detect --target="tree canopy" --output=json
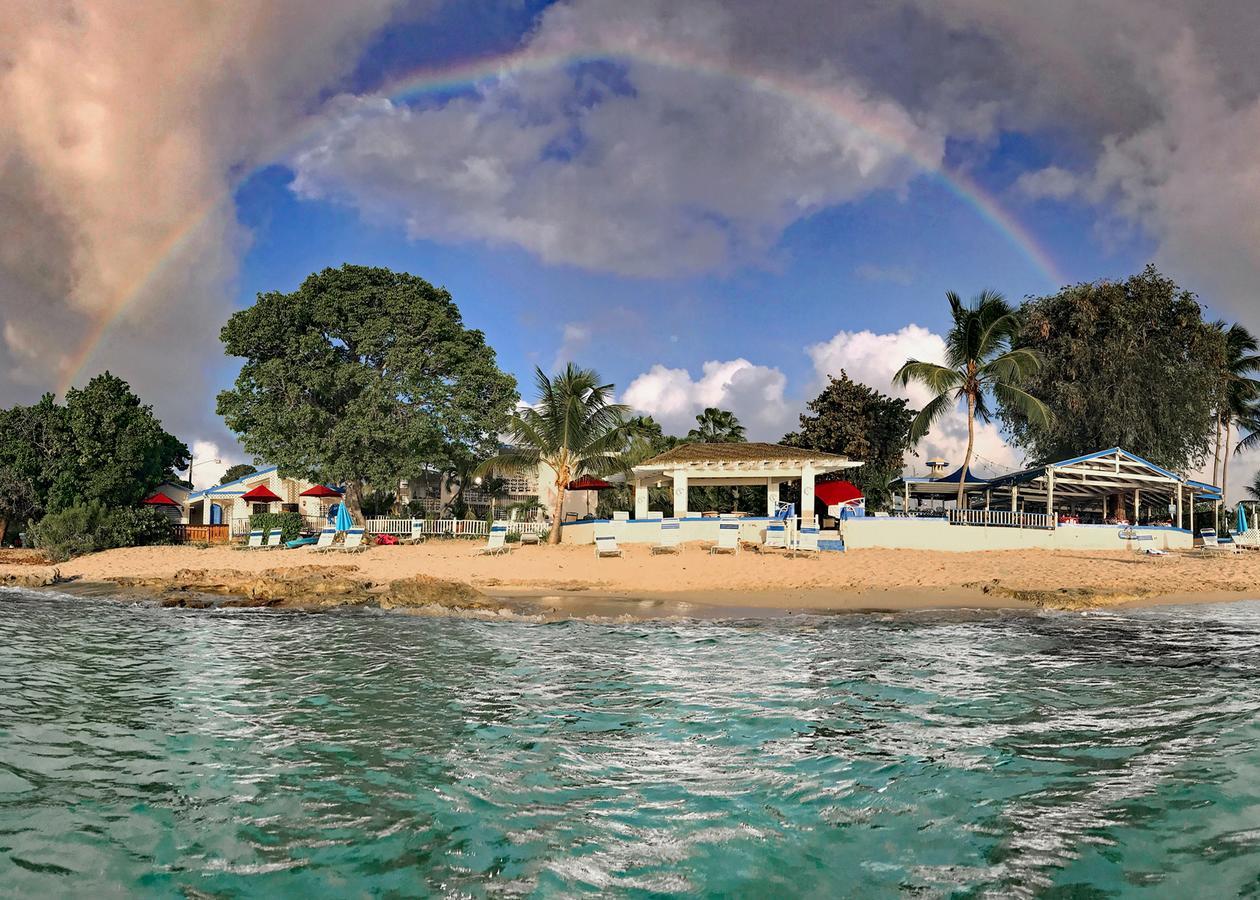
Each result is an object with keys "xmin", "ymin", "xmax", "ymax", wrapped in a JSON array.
[
  {"xmin": 216, "ymin": 265, "xmax": 518, "ymax": 519},
  {"xmin": 999, "ymin": 266, "xmax": 1224, "ymax": 473},
  {"xmin": 782, "ymin": 372, "xmax": 914, "ymax": 510},
  {"xmin": 686, "ymin": 408, "xmax": 746, "ymax": 443},
  {"xmin": 218, "ymin": 463, "xmax": 257, "ymax": 485}
]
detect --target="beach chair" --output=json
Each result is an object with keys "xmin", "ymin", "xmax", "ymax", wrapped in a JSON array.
[
  {"xmin": 310, "ymin": 527, "xmax": 336, "ymax": 550},
  {"xmin": 519, "ymin": 530, "xmax": 540, "ymax": 545},
  {"xmin": 261, "ymin": 528, "xmax": 284, "ymax": 550},
  {"xmin": 710, "ymin": 521, "xmax": 739, "ymax": 555},
  {"xmin": 594, "ymin": 532, "xmax": 623, "ymax": 558},
  {"xmin": 238, "ymin": 528, "xmax": 264, "ymax": 550},
  {"xmin": 791, "ymin": 526, "xmax": 821, "ymax": 558},
  {"xmin": 476, "ymin": 523, "xmax": 511, "ymax": 556},
  {"xmin": 1199, "ymin": 528, "xmax": 1240, "ymax": 555},
  {"xmin": 761, "ymin": 522, "xmax": 787, "ymax": 552},
  {"xmin": 651, "ymin": 518, "xmax": 682, "ymax": 554},
  {"xmin": 335, "ymin": 527, "xmax": 367, "ymax": 553},
  {"xmin": 402, "ymin": 519, "xmax": 425, "ymax": 544}
]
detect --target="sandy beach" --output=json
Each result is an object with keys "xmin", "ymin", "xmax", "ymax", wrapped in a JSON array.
[{"xmin": 5, "ymin": 541, "xmax": 1260, "ymax": 615}]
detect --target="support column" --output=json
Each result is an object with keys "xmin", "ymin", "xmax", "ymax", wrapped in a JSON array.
[
  {"xmin": 766, "ymin": 478, "xmax": 779, "ymax": 517},
  {"xmin": 1011, "ymin": 484, "xmax": 1019, "ymax": 512},
  {"xmin": 1102, "ymin": 494, "xmax": 1108, "ymax": 521},
  {"xmin": 1047, "ymin": 467, "xmax": 1056, "ymax": 528},
  {"xmin": 1176, "ymin": 486, "xmax": 1183, "ymax": 530},
  {"xmin": 1191, "ymin": 495, "xmax": 1195, "ymax": 534},
  {"xmin": 1134, "ymin": 488, "xmax": 1141, "ymax": 525},
  {"xmin": 801, "ymin": 463, "xmax": 816, "ymax": 527},
  {"xmin": 634, "ymin": 478, "xmax": 649, "ymax": 519},
  {"xmin": 903, "ymin": 480, "xmax": 910, "ymax": 515},
  {"xmin": 672, "ymin": 470, "xmax": 689, "ymax": 519}
]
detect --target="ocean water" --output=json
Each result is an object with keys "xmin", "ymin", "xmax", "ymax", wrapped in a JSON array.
[{"xmin": 2, "ymin": 592, "xmax": 1260, "ymax": 898}]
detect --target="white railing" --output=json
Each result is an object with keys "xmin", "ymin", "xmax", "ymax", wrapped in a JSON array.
[
  {"xmin": 947, "ymin": 509, "xmax": 1052, "ymax": 529},
  {"xmin": 364, "ymin": 518, "xmax": 548, "ymax": 538}
]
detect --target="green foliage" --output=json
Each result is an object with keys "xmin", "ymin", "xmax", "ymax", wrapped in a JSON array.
[
  {"xmin": 219, "ymin": 464, "xmax": 257, "ymax": 485},
  {"xmin": 0, "ymin": 395, "xmax": 59, "ymax": 541},
  {"xmin": 28, "ymin": 501, "xmax": 175, "ymax": 563},
  {"xmin": 896, "ymin": 289, "xmax": 1049, "ymax": 505},
  {"xmin": 1000, "ymin": 266, "xmax": 1223, "ymax": 473},
  {"xmin": 782, "ymin": 372, "xmax": 914, "ymax": 510},
  {"xmin": 685, "ymin": 408, "xmax": 746, "ymax": 443},
  {"xmin": 216, "ymin": 264, "xmax": 518, "ymax": 520},
  {"xmin": 248, "ymin": 511, "xmax": 305, "ymax": 542},
  {"xmin": 481, "ymin": 364, "xmax": 637, "ymax": 543},
  {"xmin": 361, "ymin": 491, "xmax": 397, "ymax": 518}
]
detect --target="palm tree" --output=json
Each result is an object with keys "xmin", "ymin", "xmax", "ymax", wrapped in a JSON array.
[
  {"xmin": 1246, "ymin": 471, "xmax": 1260, "ymax": 502},
  {"xmin": 893, "ymin": 289, "xmax": 1051, "ymax": 508},
  {"xmin": 1213, "ymin": 323, "xmax": 1260, "ymax": 518},
  {"xmin": 686, "ymin": 408, "xmax": 746, "ymax": 443},
  {"xmin": 480, "ymin": 364, "xmax": 637, "ymax": 544}
]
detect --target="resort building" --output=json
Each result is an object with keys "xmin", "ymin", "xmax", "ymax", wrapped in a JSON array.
[{"xmin": 185, "ymin": 466, "xmax": 330, "ymax": 531}]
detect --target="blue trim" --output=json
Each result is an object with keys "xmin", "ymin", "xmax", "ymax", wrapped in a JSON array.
[{"xmin": 189, "ymin": 464, "xmax": 278, "ymax": 499}]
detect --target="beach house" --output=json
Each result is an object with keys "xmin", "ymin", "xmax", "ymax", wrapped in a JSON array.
[{"xmin": 184, "ymin": 466, "xmax": 333, "ymax": 536}]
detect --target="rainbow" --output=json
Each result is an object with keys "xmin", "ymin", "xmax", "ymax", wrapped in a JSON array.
[{"xmin": 59, "ymin": 33, "xmax": 1066, "ymax": 394}]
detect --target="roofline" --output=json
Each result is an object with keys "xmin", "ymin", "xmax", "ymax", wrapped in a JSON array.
[{"xmin": 189, "ymin": 464, "xmax": 277, "ymax": 499}]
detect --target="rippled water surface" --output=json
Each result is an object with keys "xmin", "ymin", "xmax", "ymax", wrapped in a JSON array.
[{"xmin": 3, "ymin": 591, "xmax": 1260, "ymax": 897}]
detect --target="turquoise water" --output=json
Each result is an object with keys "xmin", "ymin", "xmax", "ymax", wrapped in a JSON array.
[{"xmin": 3, "ymin": 592, "xmax": 1260, "ymax": 897}]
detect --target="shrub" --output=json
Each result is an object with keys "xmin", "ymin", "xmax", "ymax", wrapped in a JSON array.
[
  {"xmin": 248, "ymin": 511, "xmax": 305, "ymax": 542},
  {"xmin": 28, "ymin": 501, "xmax": 175, "ymax": 562},
  {"xmin": 505, "ymin": 531, "xmax": 521, "ymax": 543}
]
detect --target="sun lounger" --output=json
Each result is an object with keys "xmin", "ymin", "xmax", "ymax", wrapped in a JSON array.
[
  {"xmin": 594, "ymin": 533, "xmax": 623, "ymax": 558},
  {"xmin": 309, "ymin": 527, "xmax": 336, "ymax": 550},
  {"xmin": 1199, "ymin": 528, "xmax": 1241, "ymax": 554},
  {"xmin": 651, "ymin": 518, "xmax": 682, "ymax": 554},
  {"xmin": 519, "ymin": 531, "xmax": 540, "ymax": 545},
  {"xmin": 334, "ymin": 527, "xmax": 367, "ymax": 553},
  {"xmin": 476, "ymin": 524, "xmax": 511, "ymax": 556},
  {"xmin": 710, "ymin": 521, "xmax": 739, "ymax": 554},
  {"xmin": 791, "ymin": 526, "xmax": 820, "ymax": 557},
  {"xmin": 261, "ymin": 528, "xmax": 284, "ymax": 549},
  {"xmin": 761, "ymin": 522, "xmax": 787, "ymax": 551},
  {"xmin": 238, "ymin": 528, "xmax": 264, "ymax": 550}
]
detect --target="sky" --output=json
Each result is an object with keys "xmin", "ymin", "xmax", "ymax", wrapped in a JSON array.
[{"xmin": 3, "ymin": 0, "xmax": 1260, "ymax": 494}]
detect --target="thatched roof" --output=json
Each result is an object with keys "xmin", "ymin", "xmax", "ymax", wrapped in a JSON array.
[{"xmin": 638, "ymin": 442, "xmax": 851, "ymax": 467}]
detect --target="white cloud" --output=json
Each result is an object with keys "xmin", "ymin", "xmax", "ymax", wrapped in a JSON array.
[
  {"xmin": 622, "ymin": 359, "xmax": 792, "ymax": 438},
  {"xmin": 187, "ymin": 440, "xmax": 251, "ymax": 491},
  {"xmin": 550, "ymin": 322, "xmax": 592, "ymax": 372},
  {"xmin": 806, "ymin": 325, "xmax": 1022, "ymax": 476},
  {"xmin": 1015, "ymin": 165, "xmax": 1081, "ymax": 201}
]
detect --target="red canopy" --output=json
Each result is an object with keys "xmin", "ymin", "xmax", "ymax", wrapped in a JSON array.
[
  {"xmin": 141, "ymin": 491, "xmax": 181, "ymax": 507},
  {"xmin": 815, "ymin": 480, "xmax": 863, "ymax": 507},
  {"xmin": 567, "ymin": 476, "xmax": 614, "ymax": 491},
  {"xmin": 299, "ymin": 484, "xmax": 343, "ymax": 498},
  {"xmin": 239, "ymin": 484, "xmax": 282, "ymax": 502}
]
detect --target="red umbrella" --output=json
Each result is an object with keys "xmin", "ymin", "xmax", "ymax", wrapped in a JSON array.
[
  {"xmin": 141, "ymin": 491, "xmax": 181, "ymax": 507},
  {"xmin": 567, "ymin": 476, "xmax": 614, "ymax": 491},
  {"xmin": 299, "ymin": 484, "xmax": 343, "ymax": 498},
  {"xmin": 240, "ymin": 484, "xmax": 283, "ymax": 502},
  {"xmin": 815, "ymin": 480, "xmax": 863, "ymax": 507}
]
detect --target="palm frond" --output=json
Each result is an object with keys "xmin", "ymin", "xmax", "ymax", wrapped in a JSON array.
[
  {"xmin": 907, "ymin": 392, "xmax": 953, "ymax": 443},
  {"xmin": 992, "ymin": 382, "xmax": 1053, "ymax": 431},
  {"xmin": 893, "ymin": 360, "xmax": 962, "ymax": 395}
]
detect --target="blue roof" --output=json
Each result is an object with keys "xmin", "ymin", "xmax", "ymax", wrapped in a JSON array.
[
  {"xmin": 189, "ymin": 464, "xmax": 278, "ymax": 500},
  {"xmin": 984, "ymin": 448, "xmax": 1221, "ymax": 496}
]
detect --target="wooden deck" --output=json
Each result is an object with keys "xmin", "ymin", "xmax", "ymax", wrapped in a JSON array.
[{"xmin": 172, "ymin": 524, "xmax": 230, "ymax": 545}]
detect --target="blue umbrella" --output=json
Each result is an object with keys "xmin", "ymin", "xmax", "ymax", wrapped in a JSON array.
[
  {"xmin": 335, "ymin": 501, "xmax": 354, "ymax": 533},
  {"xmin": 1238, "ymin": 503, "xmax": 1249, "ymax": 535}
]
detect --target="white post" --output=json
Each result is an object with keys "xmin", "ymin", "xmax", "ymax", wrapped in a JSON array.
[
  {"xmin": 801, "ymin": 463, "xmax": 816, "ymax": 528},
  {"xmin": 634, "ymin": 478, "xmax": 648, "ymax": 520},
  {"xmin": 903, "ymin": 480, "xmax": 910, "ymax": 515},
  {"xmin": 1047, "ymin": 467, "xmax": 1055, "ymax": 529},
  {"xmin": 672, "ymin": 470, "xmax": 689, "ymax": 519},
  {"xmin": 1190, "ymin": 495, "xmax": 1195, "ymax": 534},
  {"xmin": 766, "ymin": 478, "xmax": 779, "ymax": 517},
  {"xmin": 1134, "ymin": 489, "xmax": 1140, "ymax": 526},
  {"xmin": 1176, "ymin": 485, "xmax": 1183, "ymax": 530}
]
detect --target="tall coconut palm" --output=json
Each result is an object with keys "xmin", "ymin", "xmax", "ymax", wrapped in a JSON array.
[
  {"xmin": 1214, "ymin": 324, "xmax": 1260, "ymax": 517},
  {"xmin": 686, "ymin": 408, "xmax": 746, "ymax": 443},
  {"xmin": 480, "ymin": 364, "xmax": 637, "ymax": 544},
  {"xmin": 894, "ymin": 289, "xmax": 1052, "ymax": 508}
]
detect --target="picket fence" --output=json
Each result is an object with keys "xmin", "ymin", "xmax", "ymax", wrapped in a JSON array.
[{"xmin": 363, "ymin": 518, "xmax": 548, "ymax": 538}]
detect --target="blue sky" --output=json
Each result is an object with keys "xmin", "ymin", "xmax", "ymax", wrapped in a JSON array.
[{"xmin": 4, "ymin": 0, "xmax": 1258, "ymax": 491}]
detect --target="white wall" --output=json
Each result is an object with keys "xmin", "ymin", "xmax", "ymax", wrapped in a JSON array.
[{"xmin": 840, "ymin": 518, "xmax": 1193, "ymax": 552}]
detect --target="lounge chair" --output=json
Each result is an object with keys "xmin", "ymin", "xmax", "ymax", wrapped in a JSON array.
[
  {"xmin": 237, "ymin": 528, "xmax": 264, "ymax": 550},
  {"xmin": 791, "ymin": 526, "xmax": 821, "ymax": 558},
  {"xmin": 651, "ymin": 518, "xmax": 682, "ymax": 554},
  {"xmin": 262, "ymin": 528, "xmax": 284, "ymax": 549},
  {"xmin": 476, "ymin": 524, "xmax": 511, "ymax": 556},
  {"xmin": 519, "ymin": 531, "xmax": 540, "ymax": 545},
  {"xmin": 310, "ymin": 527, "xmax": 336, "ymax": 550},
  {"xmin": 761, "ymin": 522, "xmax": 787, "ymax": 552},
  {"xmin": 335, "ymin": 527, "xmax": 367, "ymax": 553},
  {"xmin": 594, "ymin": 533, "xmax": 623, "ymax": 558},
  {"xmin": 1198, "ymin": 528, "xmax": 1239, "ymax": 554},
  {"xmin": 710, "ymin": 521, "xmax": 739, "ymax": 555},
  {"xmin": 402, "ymin": 519, "xmax": 425, "ymax": 544}
]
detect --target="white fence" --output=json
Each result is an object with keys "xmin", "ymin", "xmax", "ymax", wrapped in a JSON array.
[
  {"xmin": 364, "ymin": 518, "xmax": 548, "ymax": 538},
  {"xmin": 947, "ymin": 509, "xmax": 1053, "ymax": 529}
]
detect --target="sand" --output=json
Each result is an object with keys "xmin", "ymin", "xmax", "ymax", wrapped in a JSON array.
[{"xmin": 5, "ymin": 541, "xmax": 1259, "ymax": 616}]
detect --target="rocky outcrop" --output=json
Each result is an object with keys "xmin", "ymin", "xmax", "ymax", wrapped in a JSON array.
[{"xmin": 0, "ymin": 567, "xmax": 61, "ymax": 588}]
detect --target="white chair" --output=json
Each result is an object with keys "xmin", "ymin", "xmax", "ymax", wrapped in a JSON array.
[
  {"xmin": 762, "ymin": 522, "xmax": 787, "ymax": 551},
  {"xmin": 312, "ymin": 527, "xmax": 336, "ymax": 550},
  {"xmin": 408, "ymin": 519, "xmax": 426, "ymax": 543},
  {"xmin": 594, "ymin": 533, "xmax": 623, "ymax": 558},
  {"xmin": 710, "ymin": 522, "xmax": 739, "ymax": 554},
  {"xmin": 261, "ymin": 528, "xmax": 283, "ymax": 549},
  {"xmin": 792, "ymin": 526, "xmax": 820, "ymax": 557},
  {"xmin": 337, "ymin": 527, "xmax": 367, "ymax": 553},
  {"xmin": 652, "ymin": 518, "xmax": 682, "ymax": 554},
  {"xmin": 476, "ymin": 524, "xmax": 511, "ymax": 556},
  {"xmin": 519, "ymin": 530, "xmax": 540, "ymax": 545},
  {"xmin": 241, "ymin": 529, "xmax": 264, "ymax": 549},
  {"xmin": 1199, "ymin": 528, "xmax": 1238, "ymax": 554}
]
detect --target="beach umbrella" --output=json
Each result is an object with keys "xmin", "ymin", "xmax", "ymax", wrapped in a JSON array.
[
  {"xmin": 567, "ymin": 476, "xmax": 614, "ymax": 517},
  {"xmin": 141, "ymin": 491, "xmax": 181, "ymax": 507},
  {"xmin": 1238, "ymin": 503, "xmax": 1249, "ymax": 535},
  {"xmin": 239, "ymin": 484, "xmax": 282, "ymax": 503},
  {"xmin": 335, "ymin": 501, "xmax": 354, "ymax": 532},
  {"xmin": 299, "ymin": 484, "xmax": 343, "ymax": 498}
]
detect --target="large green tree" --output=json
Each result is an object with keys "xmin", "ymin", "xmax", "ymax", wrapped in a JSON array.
[
  {"xmin": 999, "ymin": 266, "xmax": 1224, "ymax": 474},
  {"xmin": 218, "ymin": 463, "xmax": 257, "ymax": 485},
  {"xmin": 216, "ymin": 265, "xmax": 518, "ymax": 521},
  {"xmin": 481, "ymin": 364, "xmax": 637, "ymax": 543},
  {"xmin": 686, "ymin": 407, "xmax": 746, "ymax": 443},
  {"xmin": 0, "ymin": 395, "xmax": 61, "ymax": 541},
  {"xmin": 895, "ymin": 290, "xmax": 1050, "ymax": 506},
  {"xmin": 782, "ymin": 372, "xmax": 914, "ymax": 510}
]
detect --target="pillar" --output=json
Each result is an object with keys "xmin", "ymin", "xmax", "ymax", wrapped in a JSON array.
[
  {"xmin": 766, "ymin": 478, "xmax": 780, "ymax": 517},
  {"xmin": 634, "ymin": 478, "xmax": 649, "ymax": 519},
  {"xmin": 801, "ymin": 463, "xmax": 816, "ymax": 526},
  {"xmin": 1011, "ymin": 484, "xmax": 1019, "ymax": 512},
  {"xmin": 672, "ymin": 470, "xmax": 689, "ymax": 518},
  {"xmin": 1047, "ymin": 467, "xmax": 1056, "ymax": 528},
  {"xmin": 903, "ymin": 480, "xmax": 910, "ymax": 515},
  {"xmin": 1134, "ymin": 489, "xmax": 1140, "ymax": 525},
  {"xmin": 1102, "ymin": 494, "xmax": 1108, "ymax": 521},
  {"xmin": 1176, "ymin": 486, "xmax": 1183, "ymax": 530}
]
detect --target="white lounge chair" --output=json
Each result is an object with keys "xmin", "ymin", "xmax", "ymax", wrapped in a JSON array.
[
  {"xmin": 262, "ymin": 528, "xmax": 284, "ymax": 549},
  {"xmin": 791, "ymin": 526, "xmax": 820, "ymax": 557},
  {"xmin": 239, "ymin": 528, "xmax": 264, "ymax": 550},
  {"xmin": 651, "ymin": 518, "xmax": 682, "ymax": 554},
  {"xmin": 308, "ymin": 527, "xmax": 335, "ymax": 549},
  {"xmin": 336, "ymin": 527, "xmax": 367, "ymax": 553},
  {"xmin": 594, "ymin": 533, "xmax": 623, "ymax": 558},
  {"xmin": 761, "ymin": 522, "xmax": 787, "ymax": 552},
  {"xmin": 1199, "ymin": 528, "xmax": 1239, "ymax": 554},
  {"xmin": 476, "ymin": 524, "xmax": 511, "ymax": 556},
  {"xmin": 710, "ymin": 522, "xmax": 739, "ymax": 554},
  {"xmin": 519, "ymin": 530, "xmax": 540, "ymax": 545}
]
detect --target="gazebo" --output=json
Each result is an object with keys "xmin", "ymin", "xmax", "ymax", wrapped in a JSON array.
[{"xmin": 631, "ymin": 442, "xmax": 862, "ymax": 520}]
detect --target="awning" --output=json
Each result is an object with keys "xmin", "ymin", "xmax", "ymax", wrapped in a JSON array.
[
  {"xmin": 568, "ymin": 476, "xmax": 614, "ymax": 491},
  {"xmin": 815, "ymin": 480, "xmax": 863, "ymax": 506},
  {"xmin": 299, "ymin": 484, "xmax": 343, "ymax": 498},
  {"xmin": 141, "ymin": 491, "xmax": 181, "ymax": 507},
  {"xmin": 240, "ymin": 484, "xmax": 283, "ymax": 502}
]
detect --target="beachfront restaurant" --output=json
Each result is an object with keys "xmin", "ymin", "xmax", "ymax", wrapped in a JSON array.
[
  {"xmin": 848, "ymin": 447, "xmax": 1222, "ymax": 552},
  {"xmin": 559, "ymin": 442, "xmax": 863, "ymax": 546}
]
